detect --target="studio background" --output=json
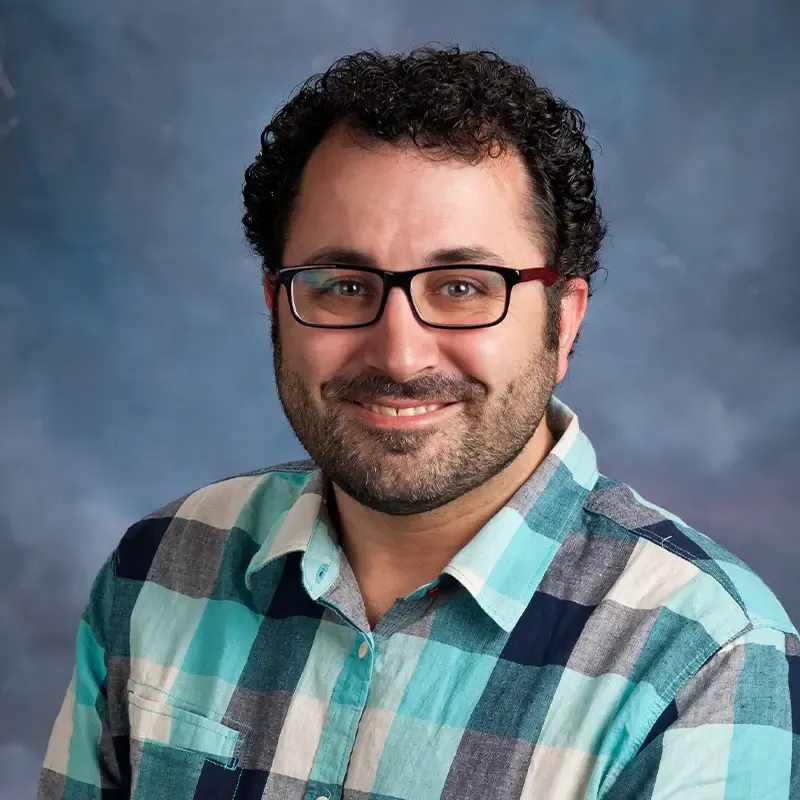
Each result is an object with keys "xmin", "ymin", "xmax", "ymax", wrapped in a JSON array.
[{"xmin": 1, "ymin": 1, "xmax": 798, "ymax": 796}]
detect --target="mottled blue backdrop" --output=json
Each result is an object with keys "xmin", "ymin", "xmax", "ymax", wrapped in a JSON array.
[{"xmin": 1, "ymin": 0, "xmax": 798, "ymax": 796}]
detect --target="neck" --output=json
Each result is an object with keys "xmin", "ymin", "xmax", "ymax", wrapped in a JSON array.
[{"xmin": 330, "ymin": 417, "xmax": 557, "ymax": 628}]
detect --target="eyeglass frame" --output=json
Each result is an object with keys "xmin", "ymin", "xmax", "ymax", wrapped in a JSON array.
[{"xmin": 270, "ymin": 263, "xmax": 561, "ymax": 330}]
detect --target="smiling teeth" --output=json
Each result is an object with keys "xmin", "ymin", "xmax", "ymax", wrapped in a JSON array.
[{"xmin": 366, "ymin": 404, "xmax": 443, "ymax": 417}]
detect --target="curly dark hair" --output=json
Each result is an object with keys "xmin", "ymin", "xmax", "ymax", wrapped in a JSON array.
[{"xmin": 242, "ymin": 44, "xmax": 606, "ymax": 353}]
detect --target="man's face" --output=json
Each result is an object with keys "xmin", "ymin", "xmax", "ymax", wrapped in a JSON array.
[{"xmin": 269, "ymin": 126, "xmax": 565, "ymax": 516}]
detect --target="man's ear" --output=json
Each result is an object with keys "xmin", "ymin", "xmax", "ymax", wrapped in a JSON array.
[
  {"xmin": 556, "ymin": 278, "xmax": 589, "ymax": 383},
  {"xmin": 262, "ymin": 272, "xmax": 278, "ymax": 313}
]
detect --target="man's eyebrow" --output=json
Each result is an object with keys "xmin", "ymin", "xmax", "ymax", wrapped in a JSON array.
[
  {"xmin": 426, "ymin": 246, "xmax": 507, "ymax": 266},
  {"xmin": 300, "ymin": 245, "xmax": 508, "ymax": 267},
  {"xmin": 302, "ymin": 247, "xmax": 375, "ymax": 267}
]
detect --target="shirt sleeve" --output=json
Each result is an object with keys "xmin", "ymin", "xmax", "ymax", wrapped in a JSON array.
[
  {"xmin": 38, "ymin": 550, "xmax": 129, "ymax": 799},
  {"xmin": 607, "ymin": 626, "xmax": 800, "ymax": 799}
]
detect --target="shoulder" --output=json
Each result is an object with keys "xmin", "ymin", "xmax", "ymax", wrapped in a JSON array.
[
  {"xmin": 581, "ymin": 474, "xmax": 797, "ymax": 639},
  {"xmin": 113, "ymin": 459, "xmax": 317, "ymax": 583}
]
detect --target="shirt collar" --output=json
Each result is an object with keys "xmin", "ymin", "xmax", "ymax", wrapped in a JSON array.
[
  {"xmin": 243, "ymin": 395, "xmax": 598, "ymax": 631},
  {"xmin": 443, "ymin": 396, "xmax": 598, "ymax": 630}
]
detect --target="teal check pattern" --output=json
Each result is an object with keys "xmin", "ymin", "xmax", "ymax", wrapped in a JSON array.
[{"xmin": 38, "ymin": 397, "xmax": 800, "ymax": 799}]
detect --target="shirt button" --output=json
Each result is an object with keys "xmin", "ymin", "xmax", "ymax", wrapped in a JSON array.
[{"xmin": 358, "ymin": 641, "xmax": 369, "ymax": 659}]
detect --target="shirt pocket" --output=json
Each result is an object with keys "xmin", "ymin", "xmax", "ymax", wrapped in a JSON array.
[{"xmin": 128, "ymin": 690, "xmax": 244, "ymax": 799}]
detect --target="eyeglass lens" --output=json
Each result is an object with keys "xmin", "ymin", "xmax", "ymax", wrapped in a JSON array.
[{"xmin": 290, "ymin": 266, "xmax": 507, "ymax": 327}]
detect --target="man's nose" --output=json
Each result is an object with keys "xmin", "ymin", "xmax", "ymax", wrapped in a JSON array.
[{"xmin": 359, "ymin": 286, "xmax": 441, "ymax": 383}]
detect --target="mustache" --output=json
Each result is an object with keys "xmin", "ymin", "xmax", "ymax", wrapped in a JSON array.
[{"xmin": 323, "ymin": 372, "xmax": 486, "ymax": 405}]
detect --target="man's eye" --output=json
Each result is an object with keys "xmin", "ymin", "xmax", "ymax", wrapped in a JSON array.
[
  {"xmin": 442, "ymin": 282, "xmax": 479, "ymax": 297},
  {"xmin": 331, "ymin": 281, "xmax": 363, "ymax": 295}
]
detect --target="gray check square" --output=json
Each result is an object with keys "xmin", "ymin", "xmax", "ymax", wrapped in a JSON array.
[
  {"xmin": 673, "ymin": 638, "xmax": 743, "ymax": 728},
  {"xmin": 225, "ymin": 686, "xmax": 294, "ymax": 771},
  {"xmin": 566, "ymin": 600, "xmax": 658, "ymax": 679},
  {"xmin": 539, "ymin": 530, "xmax": 637, "ymax": 606},
  {"xmin": 147, "ymin": 517, "xmax": 229, "ymax": 598},
  {"xmin": 442, "ymin": 730, "xmax": 534, "ymax": 799}
]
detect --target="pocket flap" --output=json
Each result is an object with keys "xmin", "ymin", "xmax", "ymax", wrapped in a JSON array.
[{"xmin": 127, "ymin": 690, "xmax": 240, "ymax": 764}]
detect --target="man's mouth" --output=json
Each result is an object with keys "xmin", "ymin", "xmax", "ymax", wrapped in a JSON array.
[{"xmin": 355, "ymin": 401, "xmax": 451, "ymax": 417}]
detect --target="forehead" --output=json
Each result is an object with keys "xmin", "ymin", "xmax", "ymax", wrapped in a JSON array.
[{"xmin": 284, "ymin": 125, "xmax": 542, "ymax": 265}]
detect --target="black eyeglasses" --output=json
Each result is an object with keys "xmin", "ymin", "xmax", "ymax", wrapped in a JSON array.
[{"xmin": 271, "ymin": 264, "xmax": 560, "ymax": 329}]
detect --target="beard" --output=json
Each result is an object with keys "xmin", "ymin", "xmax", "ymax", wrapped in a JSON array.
[{"xmin": 272, "ymin": 320, "xmax": 558, "ymax": 516}]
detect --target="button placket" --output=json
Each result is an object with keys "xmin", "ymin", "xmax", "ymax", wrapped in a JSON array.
[{"xmin": 304, "ymin": 633, "xmax": 374, "ymax": 796}]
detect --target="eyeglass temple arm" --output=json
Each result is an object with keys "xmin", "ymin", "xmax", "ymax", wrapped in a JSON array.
[{"xmin": 517, "ymin": 267, "xmax": 561, "ymax": 287}]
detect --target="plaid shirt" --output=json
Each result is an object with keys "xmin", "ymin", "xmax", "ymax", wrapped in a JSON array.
[{"xmin": 39, "ymin": 397, "xmax": 800, "ymax": 799}]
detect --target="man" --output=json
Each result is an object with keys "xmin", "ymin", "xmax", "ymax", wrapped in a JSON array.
[{"xmin": 39, "ymin": 45, "xmax": 798, "ymax": 800}]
